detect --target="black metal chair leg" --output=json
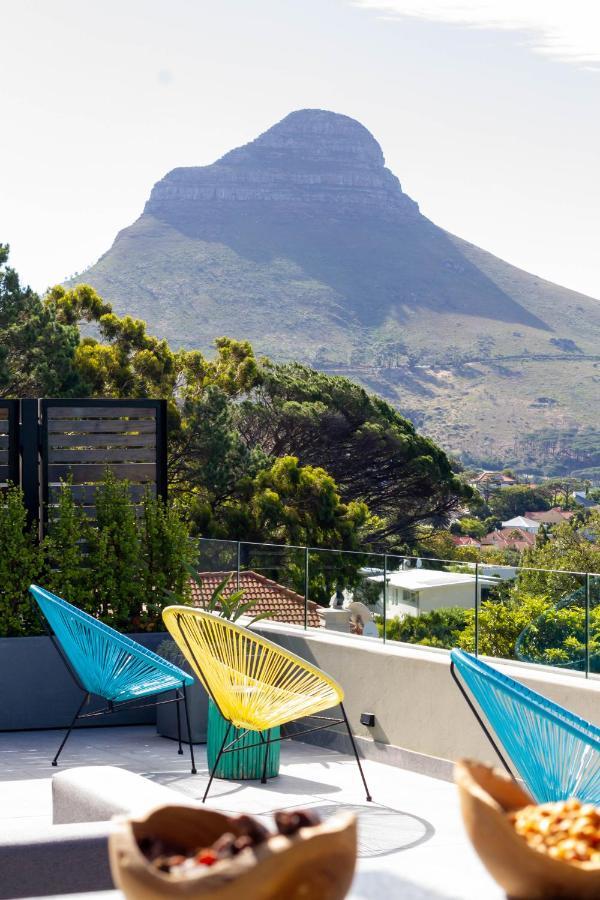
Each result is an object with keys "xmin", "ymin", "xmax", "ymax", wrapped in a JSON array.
[
  {"xmin": 203, "ymin": 723, "xmax": 232, "ymax": 803},
  {"xmin": 175, "ymin": 689, "xmax": 183, "ymax": 755},
  {"xmin": 182, "ymin": 684, "xmax": 197, "ymax": 775},
  {"xmin": 52, "ymin": 693, "xmax": 90, "ymax": 767},
  {"xmin": 260, "ymin": 731, "xmax": 270, "ymax": 784},
  {"xmin": 340, "ymin": 703, "xmax": 372, "ymax": 802}
]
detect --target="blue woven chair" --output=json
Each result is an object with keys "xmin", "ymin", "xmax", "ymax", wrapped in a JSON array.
[
  {"xmin": 450, "ymin": 648, "xmax": 600, "ymax": 803},
  {"xmin": 29, "ymin": 585, "xmax": 197, "ymax": 772}
]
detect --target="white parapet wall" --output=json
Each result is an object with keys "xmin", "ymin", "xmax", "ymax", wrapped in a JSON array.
[{"xmin": 256, "ymin": 621, "xmax": 600, "ymax": 768}]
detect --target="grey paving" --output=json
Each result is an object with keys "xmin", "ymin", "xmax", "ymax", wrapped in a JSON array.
[{"xmin": 0, "ymin": 726, "xmax": 502, "ymax": 898}]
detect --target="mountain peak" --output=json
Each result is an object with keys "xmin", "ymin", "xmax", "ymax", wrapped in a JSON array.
[
  {"xmin": 145, "ymin": 108, "xmax": 414, "ymax": 223},
  {"xmin": 76, "ymin": 108, "xmax": 600, "ymax": 468},
  {"xmin": 236, "ymin": 108, "xmax": 386, "ymax": 168}
]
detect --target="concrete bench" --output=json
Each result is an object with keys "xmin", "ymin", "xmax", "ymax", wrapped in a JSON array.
[
  {"xmin": 0, "ymin": 822, "xmax": 113, "ymax": 900},
  {"xmin": 52, "ymin": 765, "xmax": 186, "ymax": 825},
  {"xmin": 0, "ymin": 767, "xmax": 188, "ymax": 898}
]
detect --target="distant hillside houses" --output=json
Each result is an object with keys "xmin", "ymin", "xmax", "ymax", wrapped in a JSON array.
[
  {"xmin": 454, "ymin": 508, "xmax": 575, "ymax": 553},
  {"xmin": 451, "ymin": 535, "xmax": 481, "ymax": 548},
  {"xmin": 525, "ymin": 508, "xmax": 574, "ymax": 525},
  {"xmin": 573, "ymin": 490, "xmax": 600, "ymax": 510},
  {"xmin": 480, "ymin": 527, "xmax": 536, "ymax": 552},
  {"xmin": 469, "ymin": 471, "xmax": 517, "ymax": 494},
  {"xmin": 500, "ymin": 515, "xmax": 539, "ymax": 533}
]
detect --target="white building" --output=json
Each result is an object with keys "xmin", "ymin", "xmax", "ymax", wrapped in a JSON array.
[
  {"xmin": 368, "ymin": 568, "xmax": 500, "ymax": 619},
  {"xmin": 500, "ymin": 515, "xmax": 540, "ymax": 533}
]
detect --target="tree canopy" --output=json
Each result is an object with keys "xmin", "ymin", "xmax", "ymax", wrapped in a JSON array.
[
  {"xmin": 234, "ymin": 362, "xmax": 472, "ymax": 544},
  {"xmin": 0, "ymin": 250, "xmax": 472, "ymax": 549},
  {"xmin": 0, "ymin": 246, "xmax": 83, "ymax": 397},
  {"xmin": 486, "ymin": 485, "xmax": 550, "ymax": 521}
]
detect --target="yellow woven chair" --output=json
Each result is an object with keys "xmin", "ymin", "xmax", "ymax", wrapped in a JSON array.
[{"xmin": 162, "ymin": 605, "xmax": 372, "ymax": 803}]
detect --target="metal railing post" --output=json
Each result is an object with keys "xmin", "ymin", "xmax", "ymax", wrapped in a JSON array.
[
  {"xmin": 304, "ymin": 546, "xmax": 309, "ymax": 630},
  {"xmin": 156, "ymin": 398, "xmax": 168, "ymax": 501},
  {"xmin": 585, "ymin": 573, "xmax": 590, "ymax": 678},
  {"xmin": 382, "ymin": 554, "xmax": 387, "ymax": 643},
  {"xmin": 236, "ymin": 541, "xmax": 241, "ymax": 590},
  {"xmin": 474, "ymin": 562, "xmax": 479, "ymax": 657},
  {"xmin": 20, "ymin": 399, "xmax": 40, "ymax": 537}
]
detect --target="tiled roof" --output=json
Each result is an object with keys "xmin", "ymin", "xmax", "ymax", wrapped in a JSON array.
[
  {"xmin": 481, "ymin": 527, "xmax": 536, "ymax": 550},
  {"xmin": 189, "ymin": 571, "xmax": 323, "ymax": 628},
  {"xmin": 451, "ymin": 535, "xmax": 481, "ymax": 547},
  {"xmin": 525, "ymin": 508, "xmax": 574, "ymax": 525},
  {"xmin": 472, "ymin": 471, "xmax": 516, "ymax": 485}
]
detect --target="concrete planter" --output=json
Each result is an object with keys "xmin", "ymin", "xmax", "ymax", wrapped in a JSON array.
[
  {"xmin": 155, "ymin": 641, "xmax": 209, "ymax": 743},
  {"xmin": 0, "ymin": 632, "xmax": 165, "ymax": 731}
]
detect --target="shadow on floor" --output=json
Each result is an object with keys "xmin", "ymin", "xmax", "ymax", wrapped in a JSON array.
[
  {"xmin": 145, "ymin": 770, "xmax": 344, "ymax": 798},
  {"xmin": 310, "ymin": 802, "xmax": 435, "ymax": 858},
  {"xmin": 352, "ymin": 868, "xmax": 450, "ymax": 898}
]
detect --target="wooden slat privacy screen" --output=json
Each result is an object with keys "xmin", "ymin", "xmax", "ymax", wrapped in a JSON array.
[
  {"xmin": 0, "ymin": 399, "xmax": 167, "ymax": 528},
  {"xmin": 41, "ymin": 399, "xmax": 167, "ymax": 522},
  {"xmin": 0, "ymin": 400, "xmax": 19, "ymax": 489}
]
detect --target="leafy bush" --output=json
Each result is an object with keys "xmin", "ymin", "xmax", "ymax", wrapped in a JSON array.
[
  {"xmin": 457, "ymin": 592, "xmax": 552, "ymax": 659},
  {"xmin": 88, "ymin": 474, "xmax": 145, "ymax": 628},
  {"xmin": 378, "ymin": 586, "xmax": 600, "ymax": 668},
  {"xmin": 0, "ymin": 475, "xmax": 195, "ymax": 637},
  {"xmin": 0, "ymin": 486, "xmax": 43, "ymax": 635},
  {"xmin": 140, "ymin": 491, "xmax": 193, "ymax": 625},
  {"xmin": 380, "ymin": 607, "xmax": 470, "ymax": 649},
  {"xmin": 43, "ymin": 481, "xmax": 90, "ymax": 611}
]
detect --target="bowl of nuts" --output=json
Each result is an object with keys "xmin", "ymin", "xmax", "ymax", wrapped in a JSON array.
[
  {"xmin": 108, "ymin": 803, "xmax": 357, "ymax": 900},
  {"xmin": 455, "ymin": 759, "xmax": 600, "ymax": 899}
]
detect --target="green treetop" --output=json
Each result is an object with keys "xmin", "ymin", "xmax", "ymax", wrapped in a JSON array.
[{"xmin": 0, "ymin": 246, "xmax": 83, "ymax": 397}]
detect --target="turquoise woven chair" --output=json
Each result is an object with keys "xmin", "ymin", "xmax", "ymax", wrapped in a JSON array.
[
  {"xmin": 29, "ymin": 585, "xmax": 197, "ymax": 772},
  {"xmin": 451, "ymin": 648, "xmax": 600, "ymax": 803}
]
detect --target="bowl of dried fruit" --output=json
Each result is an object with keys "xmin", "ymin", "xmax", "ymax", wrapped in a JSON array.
[
  {"xmin": 108, "ymin": 803, "xmax": 357, "ymax": 900},
  {"xmin": 455, "ymin": 759, "xmax": 600, "ymax": 899}
]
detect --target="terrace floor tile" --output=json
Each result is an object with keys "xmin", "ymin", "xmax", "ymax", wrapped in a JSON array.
[{"xmin": 0, "ymin": 726, "xmax": 502, "ymax": 899}]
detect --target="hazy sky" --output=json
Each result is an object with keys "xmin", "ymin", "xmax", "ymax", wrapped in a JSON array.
[{"xmin": 2, "ymin": 0, "xmax": 599, "ymax": 300}]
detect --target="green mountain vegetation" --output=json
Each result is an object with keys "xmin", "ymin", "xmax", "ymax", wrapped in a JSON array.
[{"xmin": 69, "ymin": 109, "xmax": 600, "ymax": 474}]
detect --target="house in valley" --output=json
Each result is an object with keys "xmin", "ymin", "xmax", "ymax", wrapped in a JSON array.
[{"xmin": 366, "ymin": 568, "xmax": 499, "ymax": 619}]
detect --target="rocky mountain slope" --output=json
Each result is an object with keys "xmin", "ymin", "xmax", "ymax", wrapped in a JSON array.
[{"xmin": 72, "ymin": 109, "xmax": 600, "ymax": 473}]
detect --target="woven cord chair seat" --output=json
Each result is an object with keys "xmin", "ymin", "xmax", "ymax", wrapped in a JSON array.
[
  {"xmin": 451, "ymin": 649, "xmax": 600, "ymax": 803},
  {"xmin": 162, "ymin": 606, "xmax": 343, "ymax": 732},
  {"xmin": 30, "ymin": 585, "xmax": 193, "ymax": 702}
]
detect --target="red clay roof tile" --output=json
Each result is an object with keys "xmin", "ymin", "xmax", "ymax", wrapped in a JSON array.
[{"xmin": 189, "ymin": 571, "xmax": 323, "ymax": 629}]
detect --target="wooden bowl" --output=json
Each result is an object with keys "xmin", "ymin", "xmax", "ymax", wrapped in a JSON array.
[
  {"xmin": 109, "ymin": 803, "xmax": 357, "ymax": 900},
  {"xmin": 455, "ymin": 759, "xmax": 600, "ymax": 899}
]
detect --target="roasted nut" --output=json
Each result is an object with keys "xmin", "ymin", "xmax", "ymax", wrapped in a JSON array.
[
  {"xmin": 232, "ymin": 814, "xmax": 270, "ymax": 845},
  {"xmin": 143, "ymin": 808, "xmax": 323, "ymax": 874},
  {"xmin": 212, "ymin": 832, "xmax": 238, "ymax": 857},
  {"xmin": 274, "ymin": 809, "xmax": 321, "ymax": 835},
  {"xmin": 508, "ymin": 798, "xmax": 600, "ymax": 865}
]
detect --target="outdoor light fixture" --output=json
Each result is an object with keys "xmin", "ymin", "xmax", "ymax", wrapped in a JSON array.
[{"xmin": 360, "ymin": 712, "xmax": 375, "ymax": 727}]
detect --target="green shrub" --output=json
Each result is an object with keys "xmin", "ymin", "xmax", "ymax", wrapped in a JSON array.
[
  {"xmin": 0, "ymin": 474, "xmax": 195, "ymax": 636},
  {"xmin": 377, "ymin": 590, "xmax": 594, "ymax": 666},
  {"xmin": 140, "ymin": 491, "xmax": 195, "ymax": 627},
  {"xmin": 43, "ymin": 480, "xmax": 91, "ymax": 612},
  {"xmin": 457, "ymin": 592, "xmax": 552, "ymax": 659},
  {"xmin": 88, "ymin": 473, "xmax": 144, "ymax": 628},
  {"xmin": 380, "ymin": 606, "xmax": 469, "ymax": 649},
  {"xmin": 0, "ymin": 486, "xmax": 43, "ymax": 635}
]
